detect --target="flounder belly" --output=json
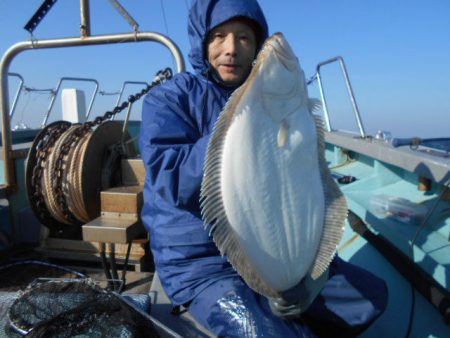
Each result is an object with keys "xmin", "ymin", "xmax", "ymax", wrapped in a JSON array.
[{"xmin": 220, "ymin": 105, "xmax": 324, "ymax": 292}]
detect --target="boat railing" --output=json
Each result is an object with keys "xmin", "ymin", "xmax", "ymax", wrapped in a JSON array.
[
  {"xmin": 41, "ymin": 77, "xmax": 100, "ymax": 127},
  {"xmin": 310, "ymin": 56, "xmax": 366, "ymax": 138},
  {"xmin": 0, "ymin": 0, "xmax": 185, "ymax": 195},
  {"xmin": 9, "ymin": 76, "xmax": 143, "ymax": 129},
  {"xmin": 112, "ymin": 81, "xmax": 148, "ymax": 120},
  {"xmin": 8, "ymin": 73, "xmax": 24, "ymax": 119}
]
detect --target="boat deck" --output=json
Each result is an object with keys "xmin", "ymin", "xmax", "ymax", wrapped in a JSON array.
[{"xmin": 1, "ymin": 133, "xmax": 449, "ymax": 337}]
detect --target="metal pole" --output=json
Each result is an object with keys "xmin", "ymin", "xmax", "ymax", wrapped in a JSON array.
[
  {"xmin": 121, "ymin": 101, "xmax": 133, "ymax": 149},
  {"xmin": 315, "ymin": 56, "xmax": 366, "ymax": 137},
  {"xmin": 113, "ymin": 81, "xmax": 147, "ymax": 120},
  {"xmin": 0, "ymin": 55, "xmax": 15, "ymax": 194},
  {"xmin": 115, "ymin": 81, "xmax": 148, "ymax": 107},
  {"xmin": 42, "ymin": 77, "xmax": 99, "ymax": 126},
  {"xmin": 8, "ymin": 73, "xmax": 25, "ymax": 118},
  {"xmin": 315, "ymin": 71, "xmax": 332, "ymax": 132},
  {"xmin": 80, "ymin": 0, "xmax": 91, "ymax": 37},
  {"xmin": 108, "ymin": 0, "xmax": 139, "ymax": 32},
  {"xmin": 1, "ymin": 32, "xmax": 185, "ymax": 193},
  {"xmin": 338, "ymin": 58, "xmax": 366, "ymax": 137}
]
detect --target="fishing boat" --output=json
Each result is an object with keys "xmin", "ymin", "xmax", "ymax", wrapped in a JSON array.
[{"xmin": 1, "ymin": 1, "xmax": 449, "ymax": 337}]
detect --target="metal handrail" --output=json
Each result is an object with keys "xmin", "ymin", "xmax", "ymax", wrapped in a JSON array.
[
  {"xmin": 112, "ymin": 81, "xmax": 148, "ymax": 121},
  {"xmin": 8, "ymin": 73, "xmax": 24, "ymax": 118},
  {"xmin": 0, "ymin": 32, "xmax": 185, "ymax": 194},
  {"xmin": 41, "ymin": 77, "xmax": 99, "ymax": 126},
  {"xmin": 315, "ymin": 56, "xmax": 366, "ymax": 137},
  {"xmin": 115, "ymin": 81, "xmax": 148, "ymax": 108}
]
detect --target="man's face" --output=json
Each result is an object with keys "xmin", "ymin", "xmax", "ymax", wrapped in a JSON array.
[{"xmin": 207, "ymin": 19, "xmax": 257, "ymax": 86}]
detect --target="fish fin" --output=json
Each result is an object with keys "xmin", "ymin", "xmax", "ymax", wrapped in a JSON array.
[
  {"xmin": 277, "ymin": 119, "xmax": 289, "ymax": 147},
  {"xmin": 310, "ymin": 115, "xmax": 348, "ymax": 279},
  {"xmin": 201, "ymin": 85, "xmax": 282, "ymax": 299},
  {"xmin": 308, "ymin": 98, "xmax": 322, "ymax": 113}
]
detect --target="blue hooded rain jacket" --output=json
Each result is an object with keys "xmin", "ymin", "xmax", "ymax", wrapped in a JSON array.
[{"xmin": 140, "ymin": 0, "xmax": 268, "ymax": 306}]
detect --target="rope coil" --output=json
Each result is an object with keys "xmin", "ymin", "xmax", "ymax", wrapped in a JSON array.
[{"xmin": 26, "ymin": 68, "xmax": 173, "ymax": 229}]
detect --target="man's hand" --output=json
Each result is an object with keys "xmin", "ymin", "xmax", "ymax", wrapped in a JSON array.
[{"xmin": 268, "ymin": 268, "xmax": 329, "ymax": 320}]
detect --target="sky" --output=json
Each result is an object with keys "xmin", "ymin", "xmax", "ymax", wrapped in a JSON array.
[{"xmin": 1, "ymin": 0, "xmax": 449, "ymax": 138}]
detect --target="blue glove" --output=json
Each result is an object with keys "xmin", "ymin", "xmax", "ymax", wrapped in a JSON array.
[{"xmin": 268, "ymin": 268, "xmax": 329, "ymax": 320}]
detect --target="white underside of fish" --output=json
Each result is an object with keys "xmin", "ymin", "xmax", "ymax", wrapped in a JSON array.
[{"xmin": 221, "ymin": 101, "xmax": 324, "ymax": 291}]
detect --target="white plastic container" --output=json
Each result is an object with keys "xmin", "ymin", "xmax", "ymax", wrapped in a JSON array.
[
  {"xmin": 369, "ymin": 194, "xmax": 428, "ymax": 224},
  {"xmin": 62, "ymin": 88, "xmax": 86, "ymax": 123}
]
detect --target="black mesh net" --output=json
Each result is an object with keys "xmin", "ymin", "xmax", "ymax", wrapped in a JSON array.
[
  {"xmin": 8, "ymin": 279, "xmax": 104, "ymax": 335},
  {"xmin": 4, "ymin": 279, "xmax": 161, "ymax": 338},
  {"xmin": 0, "ymin": 260, "xmax": 86, "ymax": 292},
  {"xmin": 0, "ymin": 260, "xmax": 84, "ymax": 338},
  {"xmin": 0, "ymin": 260, "xmax": 180, "ymax": 338}
]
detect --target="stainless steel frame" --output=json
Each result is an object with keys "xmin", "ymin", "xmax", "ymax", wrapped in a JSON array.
[
  {"xmin": 42, "ymin": 77, "xmax": 99, "ymax": 126},
  {"xmin": 315, "ymin": 56, "xmax": 366, "ymax": 137},
  {"xmin": 114, "ymin": 81, "xmax": 148, "ymax": 111},
  {"xmin": 1, "ymin": 0, "xmax": 185, "ymax": 194},
  {"xmin": 7, "ymin": 72, "xmax": 24, "ymax": 118}
]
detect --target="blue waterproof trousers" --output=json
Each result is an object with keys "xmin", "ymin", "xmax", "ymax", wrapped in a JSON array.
[{"xmin": 188, "ymin": 256, "xmax": 388, "ymax": 337}]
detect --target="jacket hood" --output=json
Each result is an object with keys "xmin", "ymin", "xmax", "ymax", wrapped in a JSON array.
[{"xmin": 188, "ymin": 0, "xmax": 269, "ymax": 75}]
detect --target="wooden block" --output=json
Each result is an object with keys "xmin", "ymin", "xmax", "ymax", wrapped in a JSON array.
[
  {"xmin": 121, "ymin": 158, "xmax": 146, "ymax": 186},
  {"xmin": 35, "ymin": 247, "xmax": 150, "ymax": 272},
  {"xmin": 82, "ymin": 215, "xmax": 145, "ymax": 244},
  {"xmin": 41, "ymin": 237, "xmax": 148, "ymax": 256},
  {"xmin": 94, "ymin": 238, "xmax": 148, "ymax": 256},
  {"xmin": 42, "ymin": 237, "xmax": 99, "ymax": 253},
  {"xmin": 101, "ymin": 185, "xmax": 143, "ymax": 213}
]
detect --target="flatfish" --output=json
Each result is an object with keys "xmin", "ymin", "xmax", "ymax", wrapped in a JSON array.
[{"xmin": 200, "ymin": 33, "xmax": 347, "ymax": 298}]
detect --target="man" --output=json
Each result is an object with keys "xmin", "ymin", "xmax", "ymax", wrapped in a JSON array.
[{"xmin": 140, "ymin": 0, "xmax": 387, "ymax": 336}]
